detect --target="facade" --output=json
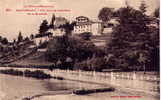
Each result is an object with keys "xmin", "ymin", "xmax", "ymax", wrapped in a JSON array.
[
  {"xmin": 73, "ymin": 16, "xmax": 102, "ymax": 36},
  {"xmin": 48, "ymin": 28, "xmax": 65, "ymax": 37},
  {"xmin": 48, "ymin": 16, "xmax": 67, "ymax": 37},
  {"xmin": 33, "ymin": 33, "xmax": 52, "ymax": 46},
  {"xmin": 34, "ymin": 36, "xmax": 49, "ymax": 46}
]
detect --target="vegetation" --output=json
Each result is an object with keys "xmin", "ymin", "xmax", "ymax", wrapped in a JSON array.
[
  {"xmin": 73, "ymin": 87, "xmax": 114, "ymax": 95},
  {"xmin": 0, "ymin": 3, "xmax": 159, "ymax": 72},
  {"xmin": 45, "ymin": 36, "xmax": 99, "ymax": 69},
  {"xmin": 105, "ymin": 5, "xmax": 159, "ymax": 71},
  {"xmin": 98, "ymin": 7, "xmax": 113, "ymax": 22},
  {"xmin": 98, "ymin": 7, "xmax": 113, "ymax": 33},
  {"xmin": 39, "ymin": 20, "xmax": 49, "ymax": 34},
  {"xmin": 17, "ymin": 31, "xmax": 23, "ymax": 43},
  {"xmin": 154, "ymin": 8, "xmax": 159, "ymax": 18},
  {"xmin": 79, "ymin": 32, "xmax": 92, "ymax": 40},
  {"xmin": 0, "ymin": 69, "xmax": 52, "ymax": 79}
]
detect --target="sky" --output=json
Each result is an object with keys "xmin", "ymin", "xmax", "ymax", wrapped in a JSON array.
[{"xmin": 0, "ymin": 0, "xmax": 160, "ymax": 41}]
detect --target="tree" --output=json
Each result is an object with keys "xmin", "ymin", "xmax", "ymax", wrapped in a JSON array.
[
  {"xmin": 13, "ymin": 39, "xmax": 16, "ymax": 44},
  {"xmin": 139, "ymin": 0, "xmax": 147, "ymax": 14},
  {"xmin": 45, "ymin": 36, "xmax": 97, "ymax": 69},
  {"xmin": 79, "ymin": 32, "xmax": 92, "ymax": 40},
  {"xmin": 30, "ymin": 34, "xmax": 34, "ymax": 40},
  {"xmin": 49, "ymin": 14, "xmax": 56, "ymax": 28},
  {"xmin": 24, "ymin": 37, "xmax": 30, "ymax": 42},
  {"xmin": 106, "ymin": 6, "xmax": 155, "ymax": 71},
  {"xmin": 59, "ymin": 21, "xmax": 76, "ymax": 36},
  {"xmin": 98, "ymin": 7, "xmax": 113, "ymax": 22},
  {"xmin": 1, "ymin": 37, "xmax": 8, "ymax": 45},
  {"xmin": 98, "ymin": 7, "xmax": 113, "ymax": 33},
  {"xmin": 39, "ymin": 20, "xmax": 49, "ymax": 34},
  {"xmin": 17, "ymin": 31, "xmax": 23, "ymax": 43},
  {"xmin": 154, "ymin": 8, "xmax": 159, "ymax": 18}
]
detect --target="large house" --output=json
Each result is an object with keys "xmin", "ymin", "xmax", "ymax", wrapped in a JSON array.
[{"xmin": 73, "ymin": 16, "xmax": 102, "ymax": 36}]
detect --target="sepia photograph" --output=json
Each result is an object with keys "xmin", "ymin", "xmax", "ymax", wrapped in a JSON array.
[{"xmin": 0, "ymin": 0, "xmax": 160, "ymax": 100}]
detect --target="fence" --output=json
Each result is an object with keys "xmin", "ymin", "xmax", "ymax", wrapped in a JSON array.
[
  {"xmin": 50, "ymin": 69, "xmax": 159, "ymax": 81},
  {"xmin": 0, "ymin": 67, "xmax": 159, "ymax": 93},
  {"xmin": 49, "ymin": 69, "xmax": 160, "ymax": 93}
]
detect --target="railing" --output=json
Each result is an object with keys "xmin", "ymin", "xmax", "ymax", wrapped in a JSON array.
[
  {"xmin": 49, "ymin": 69, "xmax": 160, "ymax": 93},
  {"xmin": 0, "ymin": 67, "xmax": 159, "ymax": 93},
  {"xmin": 51, "ymin": 69, "xmax": 159, "ymax": 82}
]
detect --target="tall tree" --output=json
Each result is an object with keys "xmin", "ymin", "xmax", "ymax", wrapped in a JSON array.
[
  {"xmin": 139, "ymin": 0, "xmax": 147, "ymax": 14},
  {"xmin": 106, "ymin": 6, "xmax": 155, "ymax": 71},
  {"xmin": 154, "ymin": 8, "xmax": 159, "ymax": 18},
  {"xmin": 1, "ymin": 37, "xmax": 8, "ymax": 45},
  {"xmin": 30, "ymin": 34, "xmax": 34, "ymax": 40},
  {"xmin": 98, "ymin": 7, "xmax": 113, "ymax": 22},
  {"xmin": 13, "ymin": 39, "xmax": 16, "ymax": 44},
  {"xmin": 18, "ymin": 31, "xmax": 23, "ymax": 43},
  {"xmin": 49, "ymin": 14, "xmax": 56, "ymax": 28},
  {"xmin": 98, "ymin": 7, "xmax": 113, "ymax": 33},
  {"xmin": 39, "ymin": 20, "xmax": 49, "ymax": 34},
  {"xmin": 59, "ymin": 21, "xmax": 76, "ymax": 36}
]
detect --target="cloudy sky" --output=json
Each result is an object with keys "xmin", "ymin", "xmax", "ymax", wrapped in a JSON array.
[{"xmin": 0, "ymin": 0, "xmax": 159, "ymax": 41}]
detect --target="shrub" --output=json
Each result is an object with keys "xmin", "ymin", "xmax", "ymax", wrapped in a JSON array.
[
  {"xmin": 79, "ymin": 32, "xmax": 92, "ymax": 40},
  {"xmin": 74, "ymin": 57, "xmax": 107, "ymax": 71},
  {"xmin": 46, "ymin": 36, "xmax": 98, "ymax": 69},
  {"xmin": 0, "ymin": 69, "xmax": 51, "ymax": 79}
]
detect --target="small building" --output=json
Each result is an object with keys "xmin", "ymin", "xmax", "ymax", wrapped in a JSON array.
[
  {"xmin": 73, "ymin": 16, "xmax": 102, "ymax": 36},
  {"xmin": 48, "ymin": 28, "xmax": 66, "ymax": 37},
  {"xmin": 34, "ymin": 33, "xmax": 52, "ymax": 46}
]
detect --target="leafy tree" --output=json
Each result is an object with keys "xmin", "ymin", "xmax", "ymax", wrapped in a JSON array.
[
  {"xmin": 13, "ymin": 39, "xmax": 16, "ymax": 44},
  {"xmin": 154, "ymin": 8, "xmax": 159, "ymax": 18},
  {"xmin": 98, "ymin": 7, "xmax": 113, "ymax": 33},
  {"xmin": 59, "ymin": 21, "xmax": 76, "ymax": 36},
  {"xmin": 139, "ymin": 0, "xmax": 147, "ymax": 14},
  {"xmin": 24, "ymin": 37, "xmax": 30, "ymax": 42},
  {"xmin": 46, "ymin": 36, "xmax": 95, "ymax": 60},
  {"xmin": 39, "ymin": 20, "xmax": 49, "ymax": 34},
  {"xmin": 45, "ymin": 36, "xmax": 99, "ymax": 69},
  {"xmin": 79, "ymin": 32, "xmax": 92, "ymax": 40},
  {"xmin": 106, "ymin": 6, "xmax": 158, "ymax": 71},
  {"xmin": 0, "ymin": 36, "xmax": 2, "ymax": 42},
  {"xmin": 98, "ymin": 7, "xmax": 113, "ymax": 22},
  {"xmin": 30, "ymin": 34, "xmax": 34, "ymax": 40},
  {"xmin": 17, "ymin": 31, "xmax": 23, "ymax": 43},
  {"xmin": 1, "ymin": 37, "xmax": 8, "ymax": 45}
]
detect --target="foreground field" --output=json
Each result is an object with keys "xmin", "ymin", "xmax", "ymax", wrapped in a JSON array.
[{"xmin": 33, "ymin": 88, "xmax": 159, "ymax": 100}]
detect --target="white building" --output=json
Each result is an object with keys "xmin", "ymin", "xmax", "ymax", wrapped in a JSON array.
[
  {"xmin": 33, "ymin": 33, "xmax": 52, "ymax": 46},
  {"xmin": 48, "ymin": 28, "xmax": 65, "ymax": 37},
  {"xmin": 34, "ymin": 36, "xmax": 49, "ymax": 46},
  {"xmin": 73, "ymin": 16, "xmax": 102, "ymax": 36}
]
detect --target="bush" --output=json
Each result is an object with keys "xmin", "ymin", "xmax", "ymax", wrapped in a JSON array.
[
  {"xmin": 0, "ymin": 69, "xmax": 52, "ymax": 79},
  {"xmin": 24, "ymin": 70, "xmax": 51, "ymax": 79},
  {"xmin": 73, "ymin": 87, "xmax": 115, "ymax": 95},
  {"xmin": 46, "ymin": 36, "xmax": 98, "ymax": 69},
  {"xmin": 74, "ymin": 57, "xmax": 107, "ymax": 71},
  {"xmin": 0, "ymin": 69, "xmax": 23, "ymax": 76},
  {"xmin": 79, "ymin": 32, "xmax": 92, "ymax": 40}
]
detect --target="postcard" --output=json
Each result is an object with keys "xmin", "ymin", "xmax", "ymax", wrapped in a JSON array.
[{"xmin": 0, "ymin": 0, "xmax": 160, "ymax": 100}]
